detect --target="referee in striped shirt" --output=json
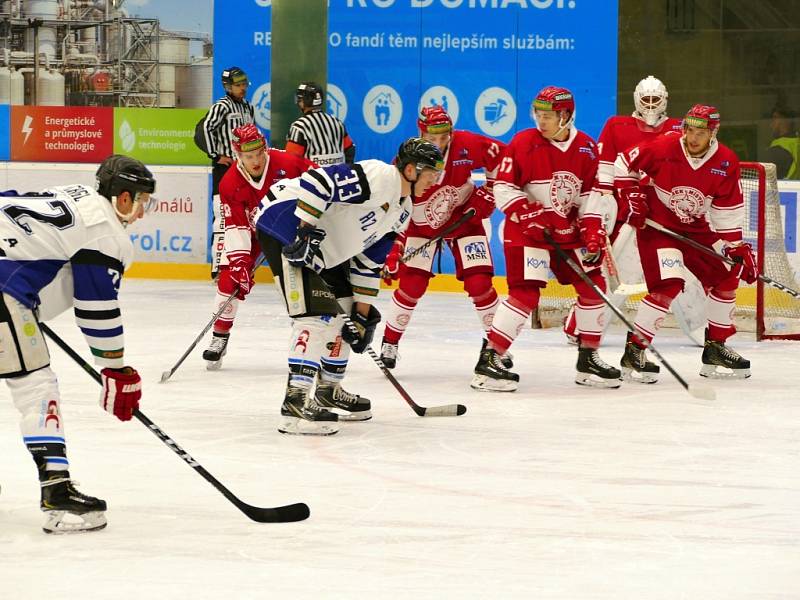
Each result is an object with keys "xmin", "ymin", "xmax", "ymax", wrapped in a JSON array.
[
  {"xmin": 285, "ymin": 82, "xmax": 355, "ymax": 166},
  {"xmin": 202, "ymin": 66, "xmax": 255, "ymax": 279}
]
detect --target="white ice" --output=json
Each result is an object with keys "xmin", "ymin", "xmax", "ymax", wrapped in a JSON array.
[{"xmin": 1, "ymin": 279, "xmax": 798, "ymax": 600}]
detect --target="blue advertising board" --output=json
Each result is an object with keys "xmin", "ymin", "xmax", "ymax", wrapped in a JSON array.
[
  {"xmin": 0, "ymin": 104, "xmax": 9, "ymax": 161},
  {"xmin": 214, "ymin": 0, "xmax": 619, "ymax": 274}
]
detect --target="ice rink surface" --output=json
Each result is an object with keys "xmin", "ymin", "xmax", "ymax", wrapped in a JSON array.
[{"xmin": 1, "ymin": 279, "xmax": 798, "ymax": 600}]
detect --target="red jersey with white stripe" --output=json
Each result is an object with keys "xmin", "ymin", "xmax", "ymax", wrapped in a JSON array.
[
  {"xmin": 407, "ymin": 129, "xmax": 504, "ymax": 238},
  {"xmin": 494, "ymin": 127, "xmax": 599, "ymax": 249},
  {"xmin": 220, "ymin": 149, "xmax": 315, "ymax": 262},
  {"xmin": 595, "ymin": 115, "xmax": 683, "ymax": 192},
  {"xmin": 614, "ymin": 134, "xmax": 744, "ymax": 242}
]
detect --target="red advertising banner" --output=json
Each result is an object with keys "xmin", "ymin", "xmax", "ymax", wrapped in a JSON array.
[{"xmin": 10, "ymin": 106, "xmax": 113, "ymax": 163}]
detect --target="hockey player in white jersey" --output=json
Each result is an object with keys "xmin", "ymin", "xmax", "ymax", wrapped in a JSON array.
[
  {"xmin": 254, "ymin": 138, "xmax": 443, "ymax": 435},
  {"xmin": 0, "ymin": 154, "xmax": 155, "ymax": 533}
]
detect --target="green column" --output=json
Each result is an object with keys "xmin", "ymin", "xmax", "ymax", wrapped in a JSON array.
[{"xmin": 270, "ymin": 0, "xmax": 327, "ymax": 149}]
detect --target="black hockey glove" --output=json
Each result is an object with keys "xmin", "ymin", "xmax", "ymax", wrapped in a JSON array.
[
  {"xmin": 342, "ymin": 304, "xmax": 381, "ymax": 353},
  {"xmin": 282, "ymin": 226, "xmax": 326, "ymax": 272}
]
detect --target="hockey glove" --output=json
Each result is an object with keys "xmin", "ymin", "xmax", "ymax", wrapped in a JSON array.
[
  {"xmin": 579, "ymin": 215, "xmax": 606, "ymax": 265},
  {"xmin": 341, "ymin": 304, "xmax": 381, "ymax": 354},
  {"xmin": 228, "ymin": 257, "xmax": 255, "ymax": 300},
  {"xmin": 381, "ymin": 239, "xmax": 405, "ymax": 285},
  {"xmin": 620, "ymin": 188, "xmax": 648, "ymax": 229},
  {"xmin": 100, "ymin": 367, "xmax": 141, "ymax": 422},
  {"xmin": 282, "ymin": 226, "xmax": 326, "ymax": 273},
  {"xmin": 467, "ymin": 186, "xmax": 496, "ymax": 220},
  {"xmin": 724, "ymin": 241, "xmax": 758, "ymax": 284},
  {"xmin": 514, "ymin": 202, "xmax": 555, "ymax": 235}
]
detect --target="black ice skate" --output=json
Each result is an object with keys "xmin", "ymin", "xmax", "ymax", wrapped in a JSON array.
[
  {"xmin": 314, "ymin": 381, "xmax": 372, "ymax": 421},
  {"xmin": 40, "ymin": 471, "xmax": 107, "ymax": 534},
  {"xmin": 380, "ymin": 339, "xmax": 399, "ymax": 369},
  {"xmin": 278, "ymin": 386, "xmax": 339, "ymax": 436},
  {"xmin": 471, "ymin": 346, "xmax": 519, "ymax": 392},
  {"xmin": 575, "ymin": 347, "xmax": 622, "ymax": 388},
  {"xmin": 481, "ymin": 338, "xmax": 514, "ymax": 368},
  {"xmin": 202, "ymin": 331, "xmax": 229, "ymax": 370},
  {"xmin": 620, "ymin": 332, "xmax": 660, "ymax": 384},
  {"xmin": 700, "ymin": 330, "xmax": 751, "ymax": 379}
]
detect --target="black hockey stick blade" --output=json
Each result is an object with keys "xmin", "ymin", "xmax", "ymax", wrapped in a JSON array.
[{"xmin": 40, "ymin": 323, "xmax": 310, "ymax": 523}]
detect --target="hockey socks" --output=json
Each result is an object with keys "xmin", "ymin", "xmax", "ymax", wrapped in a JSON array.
[{"xmin": 487, "ymin": 295, "xmax": 535, "ymax": 355}]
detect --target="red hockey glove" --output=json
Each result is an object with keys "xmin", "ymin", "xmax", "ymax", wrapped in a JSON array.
[
  {"xmin": 724, "ymin": 242, "xmax": 758, "ymax": 284},
  {"xmin": 229, "ymin": 257, "xmax": 255, "ymax": 299},
  {"xmin": 579, "ymin": 215, "xmax": 606, "ymax": 265},
  {"xmin": 620, "ymin": 188, "xmax": 649, "ymax": 229},
  {"xmin": 467, "ymin": 186, "xmax": 496, "ymax": 220},
  {"xmin": 341, "ymin": 304, "xmax": 382, "ymax": 354},
  {"xmin": 100, "ymin": 367, "xmax": 141, "ymax": 422},
  {"xmin": 381, "ymin": 239, "xmax": 405, "ymax": 285},
  {"xmin": 514, "ymin": 203, "xmax": 555, "ymax": 235}
]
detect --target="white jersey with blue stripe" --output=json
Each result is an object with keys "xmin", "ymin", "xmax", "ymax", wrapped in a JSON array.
[
  {"xmin": 0, "ymin": 185, "xmax": 134, "ymax": 368},
  {"xmin": 255, "ymin": 160, "xmax": 412, "ymax": 301}
]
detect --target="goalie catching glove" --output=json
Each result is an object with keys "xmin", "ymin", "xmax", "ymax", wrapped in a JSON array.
[
  {"xmin": 100, "ymin": 367, "xmax": 141, "ymax": 422},
  {"xmin": 724, "ymin": 241, "xmax": 758, "ymax": 284},
  {"xmin": 282, "ymin": 226, "xmax": 326, "ymax": 273},
  {"xmin": 341, "ymin": 304, "xmax": 381, "ymax": 354}
]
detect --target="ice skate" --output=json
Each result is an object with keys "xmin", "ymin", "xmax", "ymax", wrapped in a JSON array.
[
  {"xmin": 40, "ymin": 471, "xmax": 107, "ymax": 534},
  {"xmin": 620, "ymin": 332, "xmax": 660, "ymax": 384},
  {"xmin": 471, "ymin": 345, "xmax": 519, "ymax": 392},
  {"xmin": 700, "ymin": 330, "xmax": 751, "ymax": 379},
  {"xmin": 202, "ymin": 331, "xmax": 229, "ymax": 370},
  {"xmin": 380, "ymin": 339, "xmax": 399, "ymax": 369},
  {"xmin": 481, "ymin": 338, "xmax": 514, "ymax": 368},
  {"xmin": 278, "ymin": 386, "xmax": 339, "ymax": 436},
  {"xmin": 314, "ymin": 381, "xmax": 372, "ymax": 421},
  {"xmin": 575, "ymin": 347, "xmax": 622, "ymax": 388}
]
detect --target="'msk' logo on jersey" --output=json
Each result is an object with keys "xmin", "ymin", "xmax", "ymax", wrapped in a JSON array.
[{"xmin": 464, "ymin": 241, "xmax": 487, "ymax": 259}]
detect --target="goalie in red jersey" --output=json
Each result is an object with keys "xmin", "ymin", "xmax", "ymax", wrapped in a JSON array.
[
  {"xmin": 202, "ymin": 124, "xmax": 315, "ymax": 369},
  {"xmin": 476, "ymin": 86, "xmax": 622, "ymax": 392},
  {"xmin": 615, "ymin": 104, "xmax": 754, "ymax": 381},
  {"xmin": 379, "ymin": 105, "xmax": 508, "ymax": 373}
]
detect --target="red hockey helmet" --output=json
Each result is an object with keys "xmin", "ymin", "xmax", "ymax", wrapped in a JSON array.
[
  {"xmin": 532, "ymin": 86, "xmax": 575, "ymax": 114},
  {"xmin": 417, "ymin": 105, "xmax": 452, "ymax": 134},
  {"xmin": 683, "ymin": 104, "xmax": 720, "ymax": 132},
  {"xmin": 232, "ymin": 124, "xmax": 267, "ymax": 153}
]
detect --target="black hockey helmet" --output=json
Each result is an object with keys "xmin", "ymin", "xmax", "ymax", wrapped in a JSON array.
[
  {"xmin": 395, "ymin": 137, "xmax": 444, "ymax": 178},
  {"xmin": 96, "ymin": 154, "xmax": 156, "ymax": 202},
  {"xmin": 296, "ymin": 81, "xmax": 324, "ymax": 110},
  {"xmin": 221, "ymin": 66, "xmax": 249, "ymax": 90}
]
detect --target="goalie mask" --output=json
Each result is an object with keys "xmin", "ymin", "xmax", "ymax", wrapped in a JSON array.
[{"xmin": 633, "ymin": 76, "xmax": 668, "ymax": 127}]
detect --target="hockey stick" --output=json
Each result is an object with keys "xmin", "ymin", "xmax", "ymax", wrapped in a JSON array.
[
  {"xmin": 40, "ymin": 322, "xmax": 310, "ymax": 524},
  {"xmin": 542, "ymin": 231, "xmax": 715, "ymax": 401},
  {"xmin": 159, "ymin": 255, "xmax": 266, "ymax": 383},
  {"xmin": 397, "ymin": 207, "xmax": 477, "ymax": 266},
  {"xmin": 644, "ymin": 218, "xmax": 800, "ymax": 300},
  {"xmin": 328, "ymin": 294, "xmax": 465, "ymax": 417}
]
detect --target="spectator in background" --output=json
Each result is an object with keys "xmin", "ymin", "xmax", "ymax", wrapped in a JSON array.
[
  {"xmin": 200, "ymin": 66, "xmax": 255, "ymax": 279},
  {"xmin": 765, "ymin": 105, "xmax": 799, "ymax": 180}
]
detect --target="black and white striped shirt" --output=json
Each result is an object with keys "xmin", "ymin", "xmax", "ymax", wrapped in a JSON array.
[
  {"xmin": 202, "ymin": 95, "xmax": 255, "ymax": 161},
  {"xmin": 287, "ymin": 110, "xmax": 354, "ymax": 166}
]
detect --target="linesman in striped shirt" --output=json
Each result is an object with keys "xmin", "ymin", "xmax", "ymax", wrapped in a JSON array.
[
  {"xmin": 202, "ymin": 66, "xmax": 255, "ymax": 279},
  {"xmin": 285, "ymin": 81, "xmax": 355, "ymax": 167}
]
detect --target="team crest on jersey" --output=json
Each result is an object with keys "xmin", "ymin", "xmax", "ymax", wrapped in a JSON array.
[
  {"xmin": 549, "ymin": 171, "xmax": 581, "ymax": 217},
  {"xmin": 423, "ymin": 185, "xmax": 461, "ymax": 228},
  {"xmin": 668, "ymin": 186, "xmax": 708, "ymax": 223}
]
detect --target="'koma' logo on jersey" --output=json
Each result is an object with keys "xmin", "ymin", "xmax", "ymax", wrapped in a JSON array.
[
  {"xmin": 661, "ymin": 257, "xmax": 684, "ymax": 269},
  {"xmin": 464, "ymin": 240, "xmax": 488, "ymax": 260},
  {"xmin": 526, "ymin": 257, "xmax": 549, "ymax": 269}
]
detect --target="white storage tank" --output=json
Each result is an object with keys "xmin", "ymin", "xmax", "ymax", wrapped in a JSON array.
[
  {"xmin": 158, "ymin": 91, "xmax": 176, "ymax": 108},
  {"xmin": 10, "ymin": 68, "xmax": 24, "ymax": 105},
  {"xmin": 22, "ymin": 0, "xmax": 58, "ymax": 18},
  {"xmin": 0, "ymin": 66, "xmax": 10, "ymax": 104},
  {"xmin": 38, "ymin": 69, "xmax": 65, "ymax": 106},
  {"xmin": 175, "ymin": 58, "xmax": 212, "ymax": 109},
  {"xmin": 23, "ymin": 0, "xmax": 58, "ymax": 60},
  {"xmin": 157, "ymin": 36, "xmax": 190, "ymax": 65}
]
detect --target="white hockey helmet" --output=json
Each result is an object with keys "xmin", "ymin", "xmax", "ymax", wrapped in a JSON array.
[{"xmin": 633, "ymin": 76, "xmax": 668, "ymax": 126}]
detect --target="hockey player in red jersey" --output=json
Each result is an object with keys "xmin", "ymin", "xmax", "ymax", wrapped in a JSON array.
[
  {"xmin": 379, "ymin": 106, "xmax": 506, "ymax": 370},
  {"xmin": 203, "ymin": 124, "xmax": 315, "ymax": 368},
  {"xmin": 563, "ymin": 75, "xmax": 685, "ymax": 343},
  {"xmin": 616, "ymin": 104, "xmax": 754, "ymax": 381},
  {"xmin": 476, "ymin": 86, "xmax": 621, "ymax": 392}
]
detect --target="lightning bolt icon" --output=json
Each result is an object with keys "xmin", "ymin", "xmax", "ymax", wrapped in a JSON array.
[{"xmin": 21, "ymin": 115, "xmax": 33, "ymax": 145}]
